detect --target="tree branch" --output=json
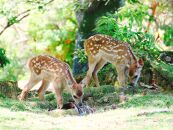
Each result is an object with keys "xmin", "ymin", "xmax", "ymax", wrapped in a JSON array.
[
  {"xmin": 0, "ymin": 13, "xmax": 30, "ymax": 35},
  {"xmin": 0, "ymin": 0, "xmax": 54, "ymax": 36},
  {"xmin": 145, "ymin": 0, "xmax": 159, "ymax": 33},
  {"xmin": 144, "ymin": 0, "xmax": 173, "ymax": 52},
  {"xmin": 0, "ymin": 25, "xmax": 9, "ymax": 35}
]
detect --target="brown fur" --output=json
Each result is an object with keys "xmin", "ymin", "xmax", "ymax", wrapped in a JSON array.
[
  {"xmin": 83, "ymin": 34, "xmax": 144, "ymax": 87},
  {"xmin": 18, "ymin": 55, "xmax": 83, "ymax": 109}
]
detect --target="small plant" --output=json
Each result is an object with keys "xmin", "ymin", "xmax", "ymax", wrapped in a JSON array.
[
  {"xmin": 0, "ymin": 48, "xmax": 9, "ymax": 68},
  {"xmin": 73, "ymin": 49, "xmax": 87, "ymax": 63},
  {"xmin": 163, "ymin": 25, "xmax": 173, "ymax": 46}
]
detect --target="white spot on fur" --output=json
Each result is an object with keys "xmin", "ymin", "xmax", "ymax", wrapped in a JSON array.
[{"xmin": 32, "ymin": 60, "xmax": 36, "ymax": 63}]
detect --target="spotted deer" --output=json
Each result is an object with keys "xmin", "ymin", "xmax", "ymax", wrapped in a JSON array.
[
  {"xmin": 18, "ymin": 55, "xmax": 83, "ymax": 109},
  {"xmin": 82, "ymin": 34, "xmax": 144, "ymax": 88}
]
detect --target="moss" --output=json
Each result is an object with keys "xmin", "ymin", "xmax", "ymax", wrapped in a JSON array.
[
  {"xmin": 84, "ymin": 85, "xmax": 116, "ymax": 99},
  {"xmin": 153, "ymin": 61, "xmax": 173, "ymax": 80},
  {"xmin": 122, "ymin": 93, "xmax": 173, "ymax": 108}
]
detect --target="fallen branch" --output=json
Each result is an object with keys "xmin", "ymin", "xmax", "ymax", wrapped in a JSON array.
[
  {"xmin": 139, "ymin": 82, "xmax": 159, "ymax": 90},
  {"xmin": 137, "ymin": 109, "xmax": 171, "ymax": 116}
]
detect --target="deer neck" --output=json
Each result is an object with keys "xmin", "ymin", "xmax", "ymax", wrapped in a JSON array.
[
  {"xmin": 128, "ymin": 46, "xmax": 138, "ymax": 66},
  {"xmin": 65, "ymin": 66, "xmax": 76, "ymax": 85}
]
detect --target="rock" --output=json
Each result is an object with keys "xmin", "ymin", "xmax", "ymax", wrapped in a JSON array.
[
  {"xmin": 111, "ymin": 104, "xmax": 118, "ymax": 109},
  {"xmin": 103, "ymin": 97, "xmax": 109, "ymax": 103},
  {"xmin": 119, "ymin": 93, "xmax": 127, "ymax": 102}
]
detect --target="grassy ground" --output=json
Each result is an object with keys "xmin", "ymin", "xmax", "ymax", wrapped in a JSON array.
[{"xmin": 0, "ymin": 85, "xmax": 173, "ymax": 130}]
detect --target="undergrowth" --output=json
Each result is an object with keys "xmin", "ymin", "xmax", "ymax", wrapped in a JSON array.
[{"xmin": 1, "ymin": 85, "xmax": 173, "ymax": 112}]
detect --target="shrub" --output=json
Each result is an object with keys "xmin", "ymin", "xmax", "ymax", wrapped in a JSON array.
[
  {"xmin": 0, "ymin": 48, "xmax": 9, "ymax": 68},
  {"xmin": 94, "ymin": 13, "xmax": 160, "ymax": 60}
]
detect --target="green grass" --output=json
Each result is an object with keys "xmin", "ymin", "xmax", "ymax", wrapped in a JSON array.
[
  {"xmin": 0, "ymin": 106, "xmax": 173, "ymax": 130},
  {"xmin": 1, "ymin": 85, "xmax": 173, "ymax": 111},
  {"xmin": 0, "ymin": 97, "xmax": 42, "ymax": 112},
  {"xmin": 1, "ymin": 85, "xmax": 173, "ymax": 129},
  {"xmin": 122, "ymin": 93, "xmax": 173, "ymax": 108}
]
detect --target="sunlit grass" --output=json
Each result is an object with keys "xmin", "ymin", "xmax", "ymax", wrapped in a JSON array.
[
  {"xmin": 122, "ymin": 93, "xmax": 173, "ymax": 108},
  {"xmin": 1, "ymin": 85, "xmax": 173, "ymax": 129}
]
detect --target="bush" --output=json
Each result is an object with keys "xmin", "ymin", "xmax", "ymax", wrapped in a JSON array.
[
  {"xmin": 94, "ymin": 13, "xmax": 160, "ymax": 60},
  {"xmin": 0, "ymin": 48, "xmax": 9, "ymax": 68}
]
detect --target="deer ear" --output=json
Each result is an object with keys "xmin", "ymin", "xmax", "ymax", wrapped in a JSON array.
[
  {"xmin": 81, "ymin": 83, "xmax": 86, "ymax": 88},
  {"xmin": 80, "ymin": 79, "xmax": 87, "ymax": 88},
  {"xmin": 67, "ymin": 80, "xmax": 73, "ymax": 87},
  {"xmin": 138, "ymin": 58, "xmax": 144, "ymax": 66}
]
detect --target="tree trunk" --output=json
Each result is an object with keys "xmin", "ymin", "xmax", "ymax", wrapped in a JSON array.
[{"xmin": 73, "ymin": 0, "xmax": 123, "ymax": 80}]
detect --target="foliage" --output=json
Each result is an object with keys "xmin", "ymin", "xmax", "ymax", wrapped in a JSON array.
[
  {"xmin": 0, "ymin": 0, "xmax": 172, "ymax": 86},
  {"xmin": 152, "ymin": 61, "xmax": 173, "ymax": 82},
  {"xmin": 97, "ymin": 64, "xmax": 117, "ymax": 85},
  {"xmin": 73, "ymin": 49, "xmax": 87, "ymax": 63},
  {"xmin": 0, "ymin": 48, "xmax": 9, "ymax": 68},
  {"xmin": 0, "ymin": 0, "xmax": 77, "ymax": 81},
  {"xmin": 117, "ymin": 2, "xmax": 149, "ymax": 31},
  {"xmin": 94, "ymin": 13, "xmax": 160, "ymax": 60},
  {"xmin": 0, "ymin": 40, "xmax": 30, "ymax": 81},
  {"xmin": 0, "ymin": 58, "xmax": 24, "ymax": 81},
  {"xmin": 93, "ymin": 0, "xmax": 173, "ymax": 60},
  {"xmin": 27, "ymin": 0, "xmax": 77, "ymax": 66},
  {"xmin": 91, "ymin": 0, "xmax": 173, "ymax": 88},
  {"xmin": 0, "ymin": 0, "xmax": 54, "ymax": 24},
  {"xmin": 162, "ymin": 25, "xmax": 173, "ymax": 46}
]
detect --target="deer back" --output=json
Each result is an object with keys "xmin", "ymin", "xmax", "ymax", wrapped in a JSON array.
[
  {"xmin": 28, "ymin": 55, "xmax": 75, "ymax": 84},
  {"xmin": 84, "ymin": 34, "xmax": 137, "ymax": 65}
]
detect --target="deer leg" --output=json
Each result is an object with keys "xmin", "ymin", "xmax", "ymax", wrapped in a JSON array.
[
  {"xmin": 92, "ymin": 59, "xmax": 106, "ymax": 87},
  {"xmin": 115, "ymin": 65, "xmax": 129, "ymax": 102},
  {"xmin": 116, "ymin": 65, "xmax": 128, "ymax": 88},
  {"xmin": 83, "ymin": 56, "xmax": 99, "ymax": 86},
  {"xmin": 18, "ymin": 74, "xmax": 41, "ymax": 101},
  {"xmin": 37, "ymin": 80, "xmax": 50, "ymax": 101},
  {"xmin": 53, "ymin": 81, "xmax": 64, "ymax": 109}
]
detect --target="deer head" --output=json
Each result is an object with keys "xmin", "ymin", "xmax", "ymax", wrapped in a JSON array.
[
  {"xmin": 128, "ymin": 58, "xmax": 144, "ymax": 86},
  {"xmin": 69, "ymin": 82, "xmax": 84, "ymax": 105}
]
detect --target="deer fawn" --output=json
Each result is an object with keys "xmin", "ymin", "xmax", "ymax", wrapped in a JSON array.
[
  {"xmin": 82, "ymin": 34, "xmax": 144, "ymax": 88},
  {"xmin": 18, "ymin": 55, "xmax": 83, "ymax": 109}
]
